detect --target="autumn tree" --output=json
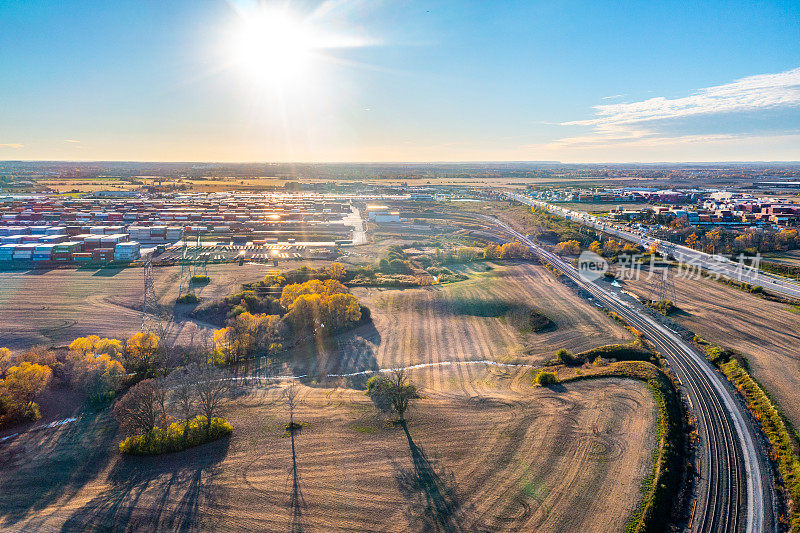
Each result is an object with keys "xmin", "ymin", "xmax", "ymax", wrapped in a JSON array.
[
  {"xmin": 553, "ymin": 240, "xmax": 581, "ymax": 256},
  {"xmin": 499, "ymin": 241, "xmax": 529, "ymax": 259},
  {"xmin": 67, "ymin": 336, "xmax": 126, "ymax": 402},
  {"xmin": 366, "ymin": 370, "xmax": 420, "ymax": 421},
  {"xmin": 284, "ymin": 292, "xmax": 361, "ymax": 334},
  {"xmin": 113, "ymin": 378, "xmax": 167, "ymax": 436},
  {"xmin": 326, "ymin": 262, "xmax": 346, "ymax": 280},
  {"xmin": 214, "ymin": 312, "xmax": 282, "ymax": 364},
  {"xmin": 125, "ymin": 332, "xmax": 162, "ymax": 377},
  {"xmin": 0, "ymin": 362, "xmax": 52, "ymax": 419},
  {"xmin": 0, "ymin": 347, "xmax": 13, "ymax": 377},
  {"xmin": 588, "ymin": 241, "xmax": 603, "ymax": 255},
  {"xmin": 482, "ymin": 243, "xmax": 499, "ymax": 260},
  {"xmin": 279, "ymin": 278, "xmax": 347, "ymax": 309}
]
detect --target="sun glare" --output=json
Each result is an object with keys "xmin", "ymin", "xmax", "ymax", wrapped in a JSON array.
[{"xmin": 229, "ymin": 9, "xmax": 319, "ymax": 85}]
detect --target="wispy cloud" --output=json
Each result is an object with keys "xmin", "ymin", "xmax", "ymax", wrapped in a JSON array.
[
  {"xmin": 600, "ymin": 94, "xmax": 626, "ymax": 100},
  {"xmin": 0, "ymin": 143, "xmax": 24, "ymax": 149},
  {"xmin": 551, "ymin": 67, "xmax": 800, "ymax": 149},
  {"xmin": 64, "ymin": 139, "xmax": 81, "ymax": 143}
]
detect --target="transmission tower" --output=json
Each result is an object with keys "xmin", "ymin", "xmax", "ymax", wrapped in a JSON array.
[
  {"xmin": 141, "ymin": 254, "xmax": 162, "ymax": 332},
  {"xmin": 649, "ymin": 264, "xmax": 677, "ymax": 304},
  {"xmin": 177, "ymin": 229, "xmax": 210, "ymax": 297}
]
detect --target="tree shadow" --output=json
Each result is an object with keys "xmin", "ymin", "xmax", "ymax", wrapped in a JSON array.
[
  {"xmin": 288, "ymin": 421, "xmax": 304, "ymax": 533},
  {"xmin": 60, "ymin": 436, "xmax": 230, "ymax": 532},
  {"xmin": 0, "ymin": 411, "xmax": 117, "ymax": 526},
  {"xmin": 92, "ymin": 267, "xmax": 125, "ymax": 277},
  {"xmin": 393, "ymin": 422, "xmax": 484, "ymax": 533}
]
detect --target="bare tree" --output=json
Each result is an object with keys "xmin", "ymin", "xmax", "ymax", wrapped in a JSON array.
[
  {"xmin": 194, "ymin": 363, "xmax": 231, "ymax": 434},
  {"xmin": 113, "ymin": 378, "xmax": 167, "ymax": 436},
  {"xmin": 284, "ymin": 380, "xmax": 304, "ymax": 532},
  {"xmin": 284, "ymin": 380, "xmax": 301, "ymax": 431},
  {"xmin": 168, "ymin": 363, "xmax": 199, "ymax": 436}
]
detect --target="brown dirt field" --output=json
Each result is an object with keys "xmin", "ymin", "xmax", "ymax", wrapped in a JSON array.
[
  {"xmin": 0, "ymin": 373, "xmax": 656, "ymax": 532},
  {"xmin": 621, "ymin": 272, "xmax": 800, "ymax": 429},
  {"xmin": 764, "ymin": 250, "xmax": 800, "ymax": 268},
  {"xmin": 0, "ymin": 263, "xmax": 290, "ymax": 350},
  {"xmin": 355, "ymin": 262, "xmax": 632, "ymax": 373}
]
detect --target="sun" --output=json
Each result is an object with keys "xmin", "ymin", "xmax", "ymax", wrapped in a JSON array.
[{"xmin": 228, "ymin": 8, "xmax": 319, "ymax": 86}]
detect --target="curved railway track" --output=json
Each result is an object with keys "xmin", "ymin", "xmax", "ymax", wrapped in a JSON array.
[{"xmin": 484, "ymin": 214, "xmax": 774, "ymax": 533}]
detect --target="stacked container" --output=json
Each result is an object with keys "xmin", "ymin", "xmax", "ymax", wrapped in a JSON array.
[
  {"xmin": 52, "ymin": 241, "xmax": 82, "ymax": 261},
  {"xmin": 1, "ymin": 235, "xmax": 23, "ymax": 245},
  {"xmin": 100, "ymin": 234, "xmax": 129, "ymax": 248},
  {"xmin": 29, "ymin": 225, "xmax": 50, "ymax": 235},
  {"xmin": 33, "ymin": 243, "xmax": 57, "ymax": 261},
  {"xmin": 0, "ymin": 243, "xmax": 16, "ymax": 261},
  {"xmin": 114, "ymin": 241, "xmax": 141, "ymax": 261},
  {"xmin": 82, "ymin": 235, "xmax": 104, "ymax": 251},
  {"xmin": 37, "ymin": 235, "xmax": 68, "ymax": 244},
  {"xmin": 166, "ymin": 226, "xmax": 183, "ymax": 241},
  {"xmin": 92, "ymin": 248, "xmax": 115, "ymax": 261},
  {"xmin": 13, "ymin": 243, "xmax": 38, "ymax": 260}
]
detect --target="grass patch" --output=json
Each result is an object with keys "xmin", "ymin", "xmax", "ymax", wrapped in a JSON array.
[
  {"xmin": 349, "ymin": 424, "xmax": 379, "ymax": 434},
  {"xmin": 190, "ymin": 274, "xmax": 211, "ymax": 284},
  {"xmin": 119, "ymin": 415, "xmax": 232, "ymax": 456}
]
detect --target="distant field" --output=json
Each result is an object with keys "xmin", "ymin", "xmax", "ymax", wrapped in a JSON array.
[
  {"xmin": 356, "ymin": 262, "xmax": 632, "ymax": 374},
  {"xmin": 763, "ymin": 250, "xmax": 800, "ymax": 268},
  {"xmin": 0, "ymin": 263, "xmax": 289, "ymax": 349},
  {"xmin": 622, "ymin": 272, "xmax": 800, "ymax": 429},
  {"xmin": 0, "ymin": 375, "xmax": 656, "ymax": 532}
]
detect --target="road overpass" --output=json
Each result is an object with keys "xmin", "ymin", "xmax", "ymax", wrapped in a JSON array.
[{"xmin": 508, "ymin": 193, "xmax": 800, "ymax": 301}]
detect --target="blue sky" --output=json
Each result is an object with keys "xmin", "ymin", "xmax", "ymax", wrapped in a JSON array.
[{"xmin": 1, "ymin": 0, "xmax": 798, "ymax": 162}]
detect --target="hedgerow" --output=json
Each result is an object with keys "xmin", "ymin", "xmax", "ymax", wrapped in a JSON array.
[
  {"xmin": 118, "ymin": 415, "xmax": 231, "ymax": 455},
  {"xmin": 721, "ymin": 360, "xmax": 800, "ymax": 531}
]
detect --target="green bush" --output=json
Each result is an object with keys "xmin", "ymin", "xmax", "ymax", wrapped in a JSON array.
[
  {"xmin": 176, "ymin": 292, "xmax": 200, "ymax": 304},
  {"xmin": 190, "ymin": 274, "xmax": 211, "ymax": 284},
  {"xmin": 118, "ymin": 415, "xmax": 232, "ymax": 455},
  {"xmin": 534, "ymin": 370, "xmax": 558, "ymax": 385},
  {"xmin": 555, "ymin": 349, "xmax": 579, "ymax": 366}
]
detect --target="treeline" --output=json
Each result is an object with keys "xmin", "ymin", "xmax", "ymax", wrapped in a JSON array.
[
  {"xmin": 1, "ymin": 332, "xmax": 240, "ymax": 455},
  {"xmin": 679, "ymin": 227, "xmax": 800, "ymax": 255},
  {"xmin": 0, "ymin": 333, "xmax": 167, "ymax": 428},
  {"xmin": 114, "ymin": 363, "xmax": 233, "ymax": 455},
  {"xmin": 528, "ymin": 205, "xmax": 597, "ymax": 245},
  {"xmin": 202, "ymin": 273, "xmax": 367, "ymax": 366}
]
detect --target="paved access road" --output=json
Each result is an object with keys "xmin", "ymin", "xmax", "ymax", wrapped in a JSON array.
[
  {"xmin": 485, "ymin": 213, "xmax": 775, "ymax": 533},
  {"xmin": 509, "ymin": 193, "xmax": 800, "ymax": 300}
]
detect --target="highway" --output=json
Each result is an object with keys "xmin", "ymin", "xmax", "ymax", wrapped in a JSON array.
[
  {"xmin": 509, "ymin": 193, "xmax": 800, "ymax": 300},
  {"xmin": 484, "ymin": 214, "xmax": 775, "ymax": 533}
]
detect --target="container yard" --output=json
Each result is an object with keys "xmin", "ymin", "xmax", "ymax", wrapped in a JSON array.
[{"xmin": 0, "ymin": 192, "xmax": 361, "ymax": 267}]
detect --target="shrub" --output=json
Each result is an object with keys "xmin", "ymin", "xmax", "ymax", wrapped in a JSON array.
[
  {"xmin": 534, "ymin": 370, "xmax": 558, "ymax": 385},
  {"xmin": 555, "ymin": 349, "xmax": 579, "ymax": 366},
  {"xmin": 118, "ymin": 415, "xmax": 232, "ymax": 455},
  {"xmin": 190, "ymin": 274, "xmax": 211, "ymax": 284},
  {"xmin": 176, "ymin": 293, "xmax": 200, "ymax": 304}
]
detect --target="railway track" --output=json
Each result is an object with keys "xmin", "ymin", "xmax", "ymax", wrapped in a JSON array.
[{"xmin": 484, "ymin": 215, "xmax": 775, "ymax": 533}]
